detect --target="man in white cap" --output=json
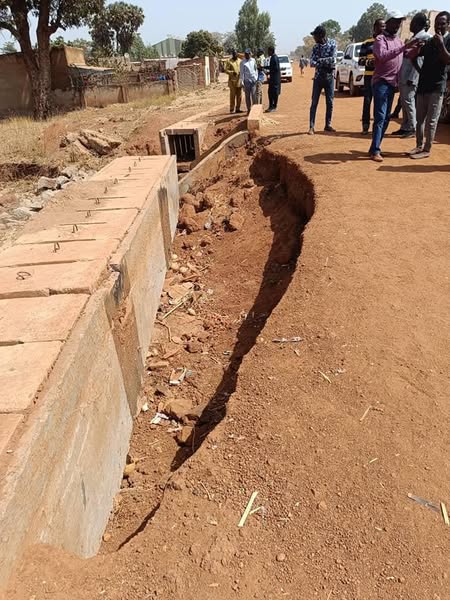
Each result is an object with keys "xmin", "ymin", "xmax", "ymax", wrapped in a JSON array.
[{"xmin": 369, "ymin": 10, "xmax": 422, "ymax": 162}]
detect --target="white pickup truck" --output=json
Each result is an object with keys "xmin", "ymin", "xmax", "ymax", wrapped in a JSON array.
[{"xmin": 335, "ymin": 42, "xmax": 365, "ymax": 96}]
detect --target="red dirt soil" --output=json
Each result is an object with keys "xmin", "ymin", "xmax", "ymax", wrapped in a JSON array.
[{"xmin": 6, "ymin": 69, "xmax": 450, "ymax": 600}]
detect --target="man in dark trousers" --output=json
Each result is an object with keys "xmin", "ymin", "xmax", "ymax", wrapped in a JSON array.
[
  {"xmin": 308, "ymin": 25, "xmax": 337, "ymax": 134},
  {"xmin": 410, "ymin": 11, "xmax": 450, "ymax": 159},
  {"xmin": 267, "ymin": 46, "xmax": 281, "ymax": 112}
]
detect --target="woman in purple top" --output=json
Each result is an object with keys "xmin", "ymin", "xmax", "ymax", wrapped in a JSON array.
[{"xmin": 369, "ymin": 10, "xmax": 421, "ymax": 162}]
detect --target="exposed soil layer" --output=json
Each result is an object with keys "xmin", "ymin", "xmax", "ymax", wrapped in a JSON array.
[
  {"xmin": 0, "ymin": 163, "xmax": 59, "ymax": 182},
  {"xmin": 6, "ymin": 71, "xmax": 450, "ymax": 600}
]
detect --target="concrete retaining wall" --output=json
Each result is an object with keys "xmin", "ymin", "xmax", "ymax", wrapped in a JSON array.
[{"xmin": 0, "ymin": 155, "xmax": 179, "ymax": 588}]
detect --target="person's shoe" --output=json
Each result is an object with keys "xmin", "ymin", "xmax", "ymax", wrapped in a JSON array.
[
  {"xmin": 409, "ymin": 146, "xmax": 424, "ymax": 155},
  {"xmin": 400, "ymin": 130, "xmax": 415, "ymax": 138},
  {"xmin": 362, "ymin": 128, "xmax": 370, "ymax": 135},
  {"xmin": 308, "ymin": 127, "xmax": 315, "ymax": 135},
  {"xmin": 370, "ymin": 153, "xmax": 383, "ymax": 162},
  {"xmin": 391, "ymin": 128, "xmax": 407, "ymax": 136},
  {"xmin": 324, "ymin": 125, "xmax": 336, "ymax": 132},
  {"xmin": 410, "ymin": 150, "xmax": 431, "ymax": 160},
  {"xmin": 235, "ymin": 109, "xmax": 243, "ymax": 114}
]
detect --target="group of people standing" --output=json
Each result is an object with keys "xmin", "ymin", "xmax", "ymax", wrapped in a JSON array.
[
  {"xmin": 308, "ymin": 10, "xmax": 450, "ymax": 161},
  {"xmin": 363, "ymin": 10, "xmax": 450, "ymax": 161},
  {"xmin": 225, "ymin": 47, "xmax": 281, "ymax": 114}
]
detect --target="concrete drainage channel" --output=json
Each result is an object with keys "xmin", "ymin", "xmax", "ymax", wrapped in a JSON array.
[
  {"xmin": 97, "ymin": 138, "xmax": 316, "ymax": 557},
  {"xmin": 0, "ymin": 104, "xmax": 275, "ymax": 589}
]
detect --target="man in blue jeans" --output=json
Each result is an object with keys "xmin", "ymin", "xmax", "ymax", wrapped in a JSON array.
[
  {"xmin": 369, "ymin": 10, "xmax": 421, "ymax": 162},
  {"xmin": 308, "ymin": 25, "xmax": 337, "ymax": 135}
]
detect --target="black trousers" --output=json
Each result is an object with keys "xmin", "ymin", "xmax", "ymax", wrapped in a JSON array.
[{"xmin": 268, "ymin": 84, "xmax": 280, "ymax": 109}]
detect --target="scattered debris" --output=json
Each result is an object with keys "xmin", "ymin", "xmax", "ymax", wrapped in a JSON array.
[
  {"xmin": 407, "ymin": 493, "xmax": 440, "ymax": 514},
  {"xmin": 238, "ymin": 491, "xmax": 259, "ymax": 527},
  {"xmin": 318, "ymin": 370, "xmax": 332, "ymax": 384},
  {"xmin": 272, "ymin": 337, "xmax": 303, "ymax": 344},
  {"xmin": 440, "ymin": 502, "xmax": 449, "ymax": 526},
  {"xmin": 276, "ymin": 553, "xmax": 287, "ymax": 563},
  {"xmin": 359, "ymin": 406, "xmax": 372, "ymax": 422},
  {"xmin": 123, "ymin": 462, "xmax": 136, "ymax": 478},
  {"xmin": 141, "ymin": 402, "xmax": 149, "ymax": 413},
  {"xmin": 169, "ymin": 367, "xmax": 188, "ymax": 386},
  {"xmin": 150, "ymin": 412, "xmax": 170, "ymax": 426}
]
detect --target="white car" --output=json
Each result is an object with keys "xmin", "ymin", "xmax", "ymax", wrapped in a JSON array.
[
  {"xmin": 264, "ymin": 55, "xmax": 293, "ymax": 83},
  {"xmin": 278, "ymin": 55, "xmax": 293, "ymax": 82},
  {"xmin": 335, "ymin": 43, "xmax": 365, "ymax": 96}
]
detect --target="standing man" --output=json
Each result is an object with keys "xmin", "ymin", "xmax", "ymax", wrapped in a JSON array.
[
  {"xmin": 299, "ymin": 55, "xmax": 307, "ymax": 76},
  {"xmin": 393, "ymin": 12, "xmax": 431, "ymax": 137},
  {"xmin": 267, "ymin": 46, "xmax": 281, "ymax": 112},
  {"xmin": 240, "ymin": 49, "xmax": 258, "ymax": 113},
  {"xmin": 369, "ymin": 10, "xmax": 420, "ymax": 162},
  {"xmin": 359, "ymin": 18, "xmax": 386, "ymax": 134},
  {"xmin": 308, "ymin": 25, "xmax": 337, "ymax": 135},
  {"xmin": 225, "ymin": 49, "xmax": 242, "ymax": 114},
  {"xmin": 255, "ymin": 48, "xmax": 266, "ymax": 104},
  {"xmin": 410, "ymin": 11, "xmax": 450, "ymax": 159}
]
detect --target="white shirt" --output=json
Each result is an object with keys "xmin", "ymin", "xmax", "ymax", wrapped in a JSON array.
[{"xmin": 240, "ymin": 58, "xmax": 257, "ymax": 86}]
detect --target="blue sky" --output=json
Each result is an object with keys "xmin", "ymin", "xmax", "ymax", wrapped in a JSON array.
[{"xmin": 0, "ymin": 1, "xmax": 427, "ymax": 53}]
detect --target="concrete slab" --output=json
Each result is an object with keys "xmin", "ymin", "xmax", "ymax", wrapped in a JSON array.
[
  {"xmin": 17, "ymin": 210, "xmax": 139, "ymax": 245},
  {"xmin": 0, "ymin": 239, "xmax": 118, "ymax": 268},
  {"xmin": 109, "ymin": 155, "xmax": 179, "ymax": 415},
  {"xmin": 0, "ymin": 295, "xmax": 88, "ymax": 343},
  {"xmin": 0, "ymin": 261, "xmax": 107, "ymax": 299},
  {"xmin": 0, "ymin": 286, "xmax": 132, "ymax": 583},
  {"xmin": 0, "ymin": 414, "xmax": 23, "ymax": 455},
  {"xmin": 90, "ymin": 155, "xmax": 171, "ymax": 181},
  {"xmin": 248, "ymin": 104, "xmax": 263, "ymax": 133},
  {"xmin": 0, "ymin": 342, "xmax": 62, "ymax": 412}
]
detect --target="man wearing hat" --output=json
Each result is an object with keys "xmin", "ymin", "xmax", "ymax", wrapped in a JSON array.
[
  {"xmin": 255, "ymin": 48, "xmax": 266, "ymax": 105},
  {"xmin": 240, "ymin": 49, "xmax": 258, "ymax": 113},
  {"xmin": 369, "ymin": 10, "xmax": 422, "ymax": 161},
  {"xmin": 308, "ymin": 25, "xmax": 337, "ymax": 135}
]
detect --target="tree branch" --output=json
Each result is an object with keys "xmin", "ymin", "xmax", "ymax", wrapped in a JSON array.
[{"xmin": 0, "ymin": 19, "xmax": 18, "ymax": 38}]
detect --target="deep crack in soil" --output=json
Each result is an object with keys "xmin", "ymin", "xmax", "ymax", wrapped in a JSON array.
[{"xmin": 108, "ymin": 143, "xmax": 316, "ymax": 551}]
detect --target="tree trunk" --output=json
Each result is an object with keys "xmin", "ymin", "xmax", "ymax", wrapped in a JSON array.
[{"xmin": 13, "ymin": 0, "xmax": 53, "ymax": 120}]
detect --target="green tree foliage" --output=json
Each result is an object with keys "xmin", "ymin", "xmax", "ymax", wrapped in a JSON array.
[
  {"xmin": 1, "ymin": 39, "xmax": 16, "ymax": 53},
  {"xmin": 90, "ymin": 2, "xmax": 144, "ymax": 56},
  {"xmin": 179, "ymin": 30, "xmax": 222, "ymax": 58},
  {"xmin": 235, "ymin": 0, "xmax": 275, "ymax": 52},
  {"xmin": 90, "ymin": 12, "xmax": 114, "ymax": 56},
  {"xmin": 348, "ymin": 3, "xmax": 388, "ymax": 42},
  {"xmin": 107, "ymin": 2, "xmax": 144, "ymax": 55},
  {"xmin": 319, "ymin": 19, "xmax": 341, "ymax": 39},
  {"xmin": 129, "ymin": 33, "xmax": 159, "ymax": 61},
  {"xmin": 0, "ymin": 0, "xmax": 104, "ymax": 119},
  {"xmin": 222, "ymin": 31, "xmax": 238, "ymax": 52}
]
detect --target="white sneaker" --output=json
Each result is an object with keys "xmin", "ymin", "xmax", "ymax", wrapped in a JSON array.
[
  {"xmin": 409, "ymin": 146, "xmax": 424, "ymax": 155},
  {"xmin": 410, "ymin": 151, "xmax": 431, "ymax": 160}
]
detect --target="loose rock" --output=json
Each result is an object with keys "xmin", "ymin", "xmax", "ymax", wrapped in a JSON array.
[
  {"xmin": 165, "ymin": 398, "xmax": 193, "ymax": 420},
  {"xmin": 37, "ymin": 176, "xmax": 58, "ymax": 193},
  {"xmin": 228, "ymin": 213, "xmax": 245, "ymax": 232}
]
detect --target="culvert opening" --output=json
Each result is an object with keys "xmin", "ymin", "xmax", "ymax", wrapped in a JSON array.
[
  {"xmin": 107, "ymin": 142, "xmax": 315, "ymax": 550},
  {"xmin": 168, "ymin": 133, "xmax": 196, "ymax": 162}
]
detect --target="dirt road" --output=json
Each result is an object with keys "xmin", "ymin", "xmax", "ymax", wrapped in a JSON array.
[{"xmin": 8, "ymin": 70, "xmax": 450, "ymax": 600}]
